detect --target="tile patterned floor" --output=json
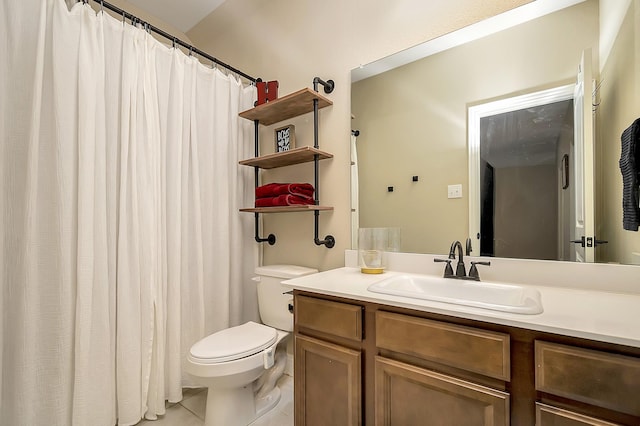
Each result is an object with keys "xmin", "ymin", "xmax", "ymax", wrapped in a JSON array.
[{"xmin": 136, "ymin": 374, "xmax": 293, "ymax": 426}]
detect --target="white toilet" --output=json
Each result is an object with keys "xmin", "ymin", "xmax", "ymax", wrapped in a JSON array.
[{"xmin": 185, "ymin": 265, "xmax": 317, "ymax": 426}]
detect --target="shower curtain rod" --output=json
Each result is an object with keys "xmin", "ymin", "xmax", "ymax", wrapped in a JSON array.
[{"xmin": 82, "ymin": 0, "xmax": 258, "ymax": 83}]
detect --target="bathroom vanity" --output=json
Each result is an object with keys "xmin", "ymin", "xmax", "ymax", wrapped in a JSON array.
[{"xmin": 286, "ymin": 252, "xmax": 640, "ymax": 426}]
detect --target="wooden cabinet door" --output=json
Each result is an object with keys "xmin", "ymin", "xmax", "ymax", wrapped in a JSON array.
[
  {"xmin": 375, "ymin": 356, "xmax": 509, "ymax": 426},
  {"xmin": 536, "ymin": 403, "xmax": 621, "ymax": 426},
  {"xmin": 295, "ymin": 334, "xmax": 362, "ymax": 426}
]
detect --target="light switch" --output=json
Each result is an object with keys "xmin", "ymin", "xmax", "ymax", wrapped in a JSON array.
[{"xmin": 448, "ymin": 184, "xmax": 462, "ymax": 199}]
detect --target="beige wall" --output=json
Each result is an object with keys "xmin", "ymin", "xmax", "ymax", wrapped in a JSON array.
[
  {"xmin": 352, "ymin": 1, "xmax": 598, "ymax": 255},
  {"xmin": 597, "ymin": 0, "xmax": 640, "ymax": 264},
  {"xmin": 494, "ymin": 165, "xmax": 558, "ymax": 259},
  {"xmin": 187, "ymin": 0, "xmax": 532, "ymax": 271}
]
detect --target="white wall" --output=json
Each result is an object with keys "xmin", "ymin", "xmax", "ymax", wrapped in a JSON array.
[{"xmin": 187, "ymin": 0, "xmax": 532, "ymax": 270}]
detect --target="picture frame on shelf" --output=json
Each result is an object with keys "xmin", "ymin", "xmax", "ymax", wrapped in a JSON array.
[{"xmin": 275, "ymin": 124, "xmax": 295, "ymax": 152}]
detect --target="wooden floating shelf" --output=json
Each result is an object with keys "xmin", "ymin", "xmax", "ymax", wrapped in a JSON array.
[
  {"xmin": 239, "ymin": 146, "xmax": 333, "ymax": 169},
  {"xmin": 239, "ymin": 88, "xmax": 333, "ymax": 126},
  {"xmin": 240, "ymin": 206, "xmax": 334, "ymax": 213}
]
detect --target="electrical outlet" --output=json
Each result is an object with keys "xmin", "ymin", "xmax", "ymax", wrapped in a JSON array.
[{"xmin": 448, "ymin": 184, "xmax": 462, "ymax": 199}]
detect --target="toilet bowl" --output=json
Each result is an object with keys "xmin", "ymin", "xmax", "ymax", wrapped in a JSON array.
[{"xmin": 185, "ymin": 265, "xmax": 317, "ymax": 426}]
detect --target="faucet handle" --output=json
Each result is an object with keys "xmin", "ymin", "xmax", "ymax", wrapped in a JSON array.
[
  {"xmin": 434, "ymin": 258, "xmax": 454, "ymax": 277},
  {"xmin": 469, "ymin": 261, "xmax": 491, "ymax": 281}
]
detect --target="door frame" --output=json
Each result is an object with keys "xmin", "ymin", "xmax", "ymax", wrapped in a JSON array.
[{"xmin": 468, "ymin": 84, "xmax": 575, "ymax": 256}]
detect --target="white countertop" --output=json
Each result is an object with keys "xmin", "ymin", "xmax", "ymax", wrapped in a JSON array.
[{"xmin": 283, "ymin": 266, "xmax": 640, "ymax": 348}]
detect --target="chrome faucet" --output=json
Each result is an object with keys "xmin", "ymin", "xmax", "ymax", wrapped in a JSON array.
[{"xmin": 434, "ymin": 239, "xmax": 491, "ymax": 281}]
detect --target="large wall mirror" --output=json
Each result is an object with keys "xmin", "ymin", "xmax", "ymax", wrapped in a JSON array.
[{"xmin": 351, "ymin": 0, "xmax": 640, "ymax": 265}]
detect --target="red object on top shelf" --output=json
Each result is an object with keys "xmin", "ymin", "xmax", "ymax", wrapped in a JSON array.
[{"xmin": 255, "ymin": 80, "xmax": 279, "ymax": 106}]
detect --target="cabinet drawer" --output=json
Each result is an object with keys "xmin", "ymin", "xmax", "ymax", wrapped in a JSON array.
[
  {"xmin": 295, "ymin": 295, "xmax": 363, "ymax": 342},
  {"xmin": 376, "ymin": 311, "xmax": 510, "ymax": 380},
  {"xmin": 535, "ymin": 341, "xmax": 640, "ymax": 416},
  {"xmin": 536, "ymin": 403, "xmax": 620, "ymax": 426}
]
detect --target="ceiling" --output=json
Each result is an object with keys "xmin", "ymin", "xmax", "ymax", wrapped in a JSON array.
[
  {"xmin": 126, "ymin": 0, "xmax": 226, "ymax": 32},
  {"xmin": 351, "ymin": 0, "xmax": 584, "ymax": 82},
  {"xmin": 480, "ymin": 100, "xmax": 574, "ymax": 169}
]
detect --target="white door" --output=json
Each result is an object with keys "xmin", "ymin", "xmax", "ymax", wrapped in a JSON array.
[{"xmin": 572, "ymin": 48, "xmax": 596, "ymax": 262}]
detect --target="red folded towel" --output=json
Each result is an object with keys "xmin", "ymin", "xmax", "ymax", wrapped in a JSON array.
[
  {"xmin": 256, "ymin": 183, "xmax": 315, "ymax": 199},
  {"xmin": 255, "ymin": 194, "xmax": 316, "ymax": 207}
]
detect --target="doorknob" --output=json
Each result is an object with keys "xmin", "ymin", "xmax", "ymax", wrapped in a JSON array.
[
  {"xmin": 570, "ymin": 236, "xmax": 608, "ymax": 248},
  {"xmin": 570, "ymin": 236, "xmax": 586, "ymax": 247},
  {"xmin": 585, "ymin": 236, "xmax": 609, "ymax": 248}
]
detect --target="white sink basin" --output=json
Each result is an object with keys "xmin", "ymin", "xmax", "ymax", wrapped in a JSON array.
[{"xmin": 367, "ymin": 274, "xmax": 543, "ymax": 314}]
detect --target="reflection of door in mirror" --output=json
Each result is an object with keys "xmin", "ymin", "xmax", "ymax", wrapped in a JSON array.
[
  {"xmin": 572, "ymin": 49, "xmax": 595, "ymax": 263},
  {"xmin": 480, "ymin": 103, "xmax": 573, "ymax": 260},
  {"xmin": 469, "ymin": 85, "xmax": 577, "ymax": 261}
]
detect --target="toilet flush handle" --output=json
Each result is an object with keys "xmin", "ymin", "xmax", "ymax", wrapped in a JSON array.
[{"xmin": 263, "ymin": 346, "xmax": 275, "ymax": 369}]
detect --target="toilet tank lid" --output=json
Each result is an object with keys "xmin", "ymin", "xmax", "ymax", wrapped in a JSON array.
[{"xmin": 255, "ymin": 264, "xmax": 318, "ymax": 279}]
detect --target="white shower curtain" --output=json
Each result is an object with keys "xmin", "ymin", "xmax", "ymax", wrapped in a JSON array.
[{"xmin": 0, "ymin": 1, "xmax": 255, "ymax": 425}]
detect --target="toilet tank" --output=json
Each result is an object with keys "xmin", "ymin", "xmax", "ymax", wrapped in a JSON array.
[{"xmin": 255, "ymin": 265, "xmax": 318, "ymax": 332}]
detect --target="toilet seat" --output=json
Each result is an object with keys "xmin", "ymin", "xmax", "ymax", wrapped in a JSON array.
[{"xmin": 189, "ymin": 321, "xmax": 277, "ymax": 364}]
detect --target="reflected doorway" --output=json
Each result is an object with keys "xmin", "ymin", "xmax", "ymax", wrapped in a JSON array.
[{"xmin": 469, "ymin": 85, "xmax": 577, "ymax": 261}]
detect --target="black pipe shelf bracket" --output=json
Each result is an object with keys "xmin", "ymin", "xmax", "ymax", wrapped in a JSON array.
[
  {"xmin": 254, "ymin": 210, "xmax": 276, "ymax": 245},
  {"xmin": 237, "ymin": 77, "xmax": 336, "ymax": 248},
  {"xmin": 312, "ymin": 77, "xmax": 335, "ymax": 248},
  {"xmin": 252, "ymin": 119, "xmax": 276, "ymax": 245}
]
